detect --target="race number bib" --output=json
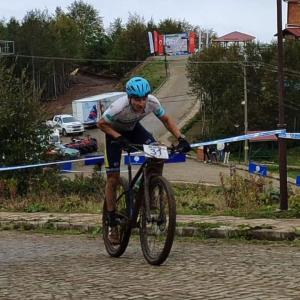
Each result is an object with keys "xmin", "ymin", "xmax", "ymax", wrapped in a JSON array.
[{"xmin": 143, "ymin": 144, "xmax": 169, "ymax": 159}]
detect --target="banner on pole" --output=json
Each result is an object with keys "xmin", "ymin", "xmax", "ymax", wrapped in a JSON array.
[
  {"xmin": 148, "ymin": 32, "xmax": 154, "ymax": 54},
  {"xmin": 153, "ymin": 31, "xmax": 159, "ymax": 53},
  {"xmin": 189, "ymin": 32, "xmax": 196, "ymax": 54}
]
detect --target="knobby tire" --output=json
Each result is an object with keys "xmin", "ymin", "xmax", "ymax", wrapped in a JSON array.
[{"xmin": 140, "ymin": 175, "xmax": 176, "ymax": 265}]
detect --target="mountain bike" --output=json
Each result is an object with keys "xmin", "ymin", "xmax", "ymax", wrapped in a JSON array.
[{"xmin": 102, "ymin": 143, "xmax": 180, "ymax": 265}]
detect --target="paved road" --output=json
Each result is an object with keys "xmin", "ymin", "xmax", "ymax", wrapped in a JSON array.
[
  {"xmin": 1, "ymin": 231, "xmax": 300, "ymax": 299},
  {"xmin": 61, "ymin": 55, "xmax": 198, "ymax": 149},
  {"xmin": 67, "ymin": 157, "xmax": 230, "ymax": 185},
  {"xmin": 141, "ymin": 55, "xmax": 197, "ymax": 141}
]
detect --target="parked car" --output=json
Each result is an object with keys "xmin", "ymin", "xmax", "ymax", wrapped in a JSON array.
[{"xmin": 46, "ymin": 114, "xmax": 84, "ymax": 136}]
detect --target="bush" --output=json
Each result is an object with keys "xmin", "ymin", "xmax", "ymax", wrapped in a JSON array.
[
  {"xmin": 0, "ymin": 167, "xmax": 106, "ymax": 213},
  {"xmin": 218, "ymin": 173, "xmax": 274, "ymax": 214}
]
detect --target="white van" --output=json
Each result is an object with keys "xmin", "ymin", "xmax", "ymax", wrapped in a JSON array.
[{"xmin": 72, "ymin": 92, "xmax": 126, "ymax": 127}]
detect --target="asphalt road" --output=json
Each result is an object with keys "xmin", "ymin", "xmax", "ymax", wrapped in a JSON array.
[
  {"xmin": 1, "ymin": 231, "xmax": 300, "ymax": 299},
  {"xmin": 61, "ymin": 55, "xmax": 198, "ymax": 149}
]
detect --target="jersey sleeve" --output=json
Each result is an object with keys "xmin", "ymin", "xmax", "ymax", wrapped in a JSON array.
[
  {"xmin": 101, "ymin": 96, "xmax": 127, "ymax": 123},
  {"xmin": 102, "ymin": 105, "xmax": 117, "ymax": 123},
  {"xmin": 148, "ymin": 95, "xmax": 166, "ymax": 118}
]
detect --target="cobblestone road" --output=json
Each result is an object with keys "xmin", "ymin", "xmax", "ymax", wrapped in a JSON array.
[{"xmin": 1, "ymin": 231, "xmax": 300, "ymax": 300}]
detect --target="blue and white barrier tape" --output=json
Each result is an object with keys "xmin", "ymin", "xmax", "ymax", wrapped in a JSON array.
[
  {"xmin": 0, "ymin": 129, "xmax": 295, "ymax": 172},
  {"xmin": 0, "ymin": 151, "xmax": 142, "ymax": 172},
  {"xmin": 279, "ymin": 132, "xmax": 300, "ymax": 139},
  {"xmin": 191, "ymin": 129, "xmax": 286, "ymax": 148}
]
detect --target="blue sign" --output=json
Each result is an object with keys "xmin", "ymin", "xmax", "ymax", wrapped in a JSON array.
[
  {"xmin": 124, "ymin": 155, "xmax": 146, "ymax": 165},
  {"xmin": 248, "ymin": 162, "xmax": 267, "ymax": 176},
  {"xmin": 124, "ymin": 153, "xmax": 186, "ymax": 165},
  {"xmin": 296, "ymin": 176, "xmax": 300, "ymax": 186},
  {"xmin": 167, "ymin": 153, "xmax": 186, "ymax": 163},
  {"xmin": 59, "ymin": 162, "xmax": 72, "ymax": 172}
]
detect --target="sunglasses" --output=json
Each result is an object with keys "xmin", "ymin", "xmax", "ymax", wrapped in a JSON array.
[{"xmin": 131, "ymin": 96, "xmax": 147, "ymax": 102}]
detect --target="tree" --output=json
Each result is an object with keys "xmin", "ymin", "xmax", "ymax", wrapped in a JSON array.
[
  {"xmin": 67, "ymin": 0, "xmax": 107, "ymax": 59},
  {"xmin": 187, "ymin": 41, "xmax": 300, "ymax": 140},
  {"xmin": 0, "ymin": 63, "xmax": 50, "ymax": 166},
  {"xmin": 107, "ymin": 13, "xmax": 149, "ymax": 76},
  {"xmin": 158, "ymin": 18, "xmax": 193, "ymax": 34},
  {"xmin": 0, "ymin": 62, "xmax": 51, "ymax": 194}
]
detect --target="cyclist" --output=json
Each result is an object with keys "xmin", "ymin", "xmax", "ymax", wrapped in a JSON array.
[{"xmin": 98, "ymin": 76, "xmax": 191, "ymax": 243}]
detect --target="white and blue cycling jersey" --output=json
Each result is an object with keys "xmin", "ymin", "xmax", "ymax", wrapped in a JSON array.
[{"xmin": 102, "ymin": 94, "xmax": 165, "ymax": 131}]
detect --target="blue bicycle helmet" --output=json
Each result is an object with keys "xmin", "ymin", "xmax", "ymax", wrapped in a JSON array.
[{"xmin": 126, "ymin": 77, "xmax": 151, "ymax": 98}]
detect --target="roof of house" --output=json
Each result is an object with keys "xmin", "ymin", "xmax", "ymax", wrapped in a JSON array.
[
  {"xmin": 213, "ymin": 31, "xmax": 256, "ymax": 43},
  {"xmin": 282, "ymin": 27, "xmax": 300, "ymax": 37}
]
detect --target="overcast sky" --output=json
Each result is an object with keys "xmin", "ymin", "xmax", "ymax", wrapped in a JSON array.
[{"xmin": 0, "ymin": 0, "xmax": 288, "ymax": 43}]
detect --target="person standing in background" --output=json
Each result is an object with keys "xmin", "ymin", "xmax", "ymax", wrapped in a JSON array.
[{"xmin": 224, "ymin": 143, "xmax": 231, "ymax": 164}]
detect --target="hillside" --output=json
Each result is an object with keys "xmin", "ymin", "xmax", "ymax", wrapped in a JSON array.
[{"xmin": 45, "ymin": 73, "xmax": 119, "ymax": 117}]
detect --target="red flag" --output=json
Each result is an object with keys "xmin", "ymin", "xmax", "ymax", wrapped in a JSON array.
[
  {"xmin": 189, "ymin": 32, "xmax": 196, "ymax": 54},
  {"xmin": 158, "ymin": 34, "xmax": 164, "ymax": 55},
  {"xmin": 153, "ymin": 31, "xmax": 159, "ymax": 53}
]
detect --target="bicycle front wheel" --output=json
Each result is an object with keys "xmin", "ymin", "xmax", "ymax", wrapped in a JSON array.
[
  {"xmin": 140, "ymin": 175, "xmax": 176, "ymax": 265},
  {"xmin": 102, "ymin": 177, "xmax": 131, "ymax": 257}
]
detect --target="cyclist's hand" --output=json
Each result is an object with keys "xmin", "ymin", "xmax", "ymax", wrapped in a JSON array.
[
  {"xmin": 115, "ymin": 136, "xmax": 131, "ymax": 152},
  {"xmin": 177, "ymin": 137, "xmax": 192, "ymax": 153}
]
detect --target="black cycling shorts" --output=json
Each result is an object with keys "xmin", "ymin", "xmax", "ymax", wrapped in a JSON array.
[{"xmin": 104, "ymin": 122, "xmax": 155, "ymax": 173}]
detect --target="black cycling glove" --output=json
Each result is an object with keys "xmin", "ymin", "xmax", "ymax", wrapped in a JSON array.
[
  {"xmin": 115, "ymin": 136, "xmax": 131, "ymax": 152},
  {"xmin": 177, "ymin": 137, "xmax": 192, "ymax": 153}
]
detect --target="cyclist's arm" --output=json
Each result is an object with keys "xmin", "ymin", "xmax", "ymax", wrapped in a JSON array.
[
  {"xmin": 159, "ymin": 114, "xmax": 182, "ymax": 139},
  {"xmin": 98, "ymin": 118, "xmax": 121, "ymax": 139}
]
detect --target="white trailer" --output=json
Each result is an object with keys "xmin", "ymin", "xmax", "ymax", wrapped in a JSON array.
[{"xmin": 72, "ymin": 92, "xmax": 126, "ymax": 127}]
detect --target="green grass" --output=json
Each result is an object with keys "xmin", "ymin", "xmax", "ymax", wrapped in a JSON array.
[
  {"xmin": 267, "ymin": 165, "xmax": 300, "ymax": 179},
  {"xmin": 116, "ymin": 60, "xmax": 167, "ymax": 92},
  {"xmin": 1, "ymin": 178, "xmax": 300, "ymax": 219}
]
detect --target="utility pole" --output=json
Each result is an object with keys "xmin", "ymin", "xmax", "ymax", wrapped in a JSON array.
[
  {"xmin": 243, "ymin": 62, "xmax": 249, "ymax": 163},
  {"xmin": 277, "ymin": 0, "xmax": 288, "ymax": 210}
]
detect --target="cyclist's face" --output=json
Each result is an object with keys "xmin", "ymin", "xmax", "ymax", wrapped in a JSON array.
[{"xmin": 130, "ymin": 96, "xmax": 147, "ymax": 113}]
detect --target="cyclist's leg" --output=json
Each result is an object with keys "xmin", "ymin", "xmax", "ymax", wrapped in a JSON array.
[
  {"xmin": 104, "ymin": 134, "xmax": 122, "ymax": 226},
  {"xmin": 128, "ymin": 122, "xmax": 156, "ymax": 145},
  {"xmin": 129, "ymin": 122, "xmax": 163, "ymax": 176}
]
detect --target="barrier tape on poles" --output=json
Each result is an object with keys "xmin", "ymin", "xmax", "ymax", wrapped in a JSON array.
[
  {"xmin": 0, "ymin": 129, "xmax": 296, "ymax": 173},
  {"xmin": 279, "ymin": 132, "xmax": 300, "ymax": 140},
  {"xmin": 190, "ymin": 129, "xmax": 286, "ymax": 148}
]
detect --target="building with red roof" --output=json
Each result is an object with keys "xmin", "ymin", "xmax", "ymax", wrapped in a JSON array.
[{"xmin": 213, "ymin": 31, "xmax": 256, "ymax": 47}]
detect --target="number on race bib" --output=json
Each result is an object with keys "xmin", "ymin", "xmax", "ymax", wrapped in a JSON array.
[{"xmin": 143, "ymin": 145, "xmax": 169, "ymax": 159}]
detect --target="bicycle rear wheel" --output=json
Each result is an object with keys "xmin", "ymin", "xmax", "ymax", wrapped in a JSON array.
[
  {"xmin": 102, "ymin": 177, "xmax": 131, "ymax": 257},
  {"xmin": 140, "ymin": 175, "xmax": 176, "ymax": 265}
]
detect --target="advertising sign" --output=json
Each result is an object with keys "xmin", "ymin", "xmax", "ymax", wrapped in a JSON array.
[
  {"xmin": 164, "ymin": 33, "xmax": 188, "ymax": 55},
  {"xmin": 83, "ymin": 101, "xmax": 100, "ymax": 124},
  {"xmin": 248, "ymin": 162, "xmax": 267, "ymax": 177}
]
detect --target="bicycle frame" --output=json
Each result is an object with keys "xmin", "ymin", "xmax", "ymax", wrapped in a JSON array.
[
  {"xmin": 125, "ymin": 151, "xmax": 153, "ymax": 222},
  {"xmin": 114, "ymin": 142, "xmax": 177, "ymax": 225}
]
